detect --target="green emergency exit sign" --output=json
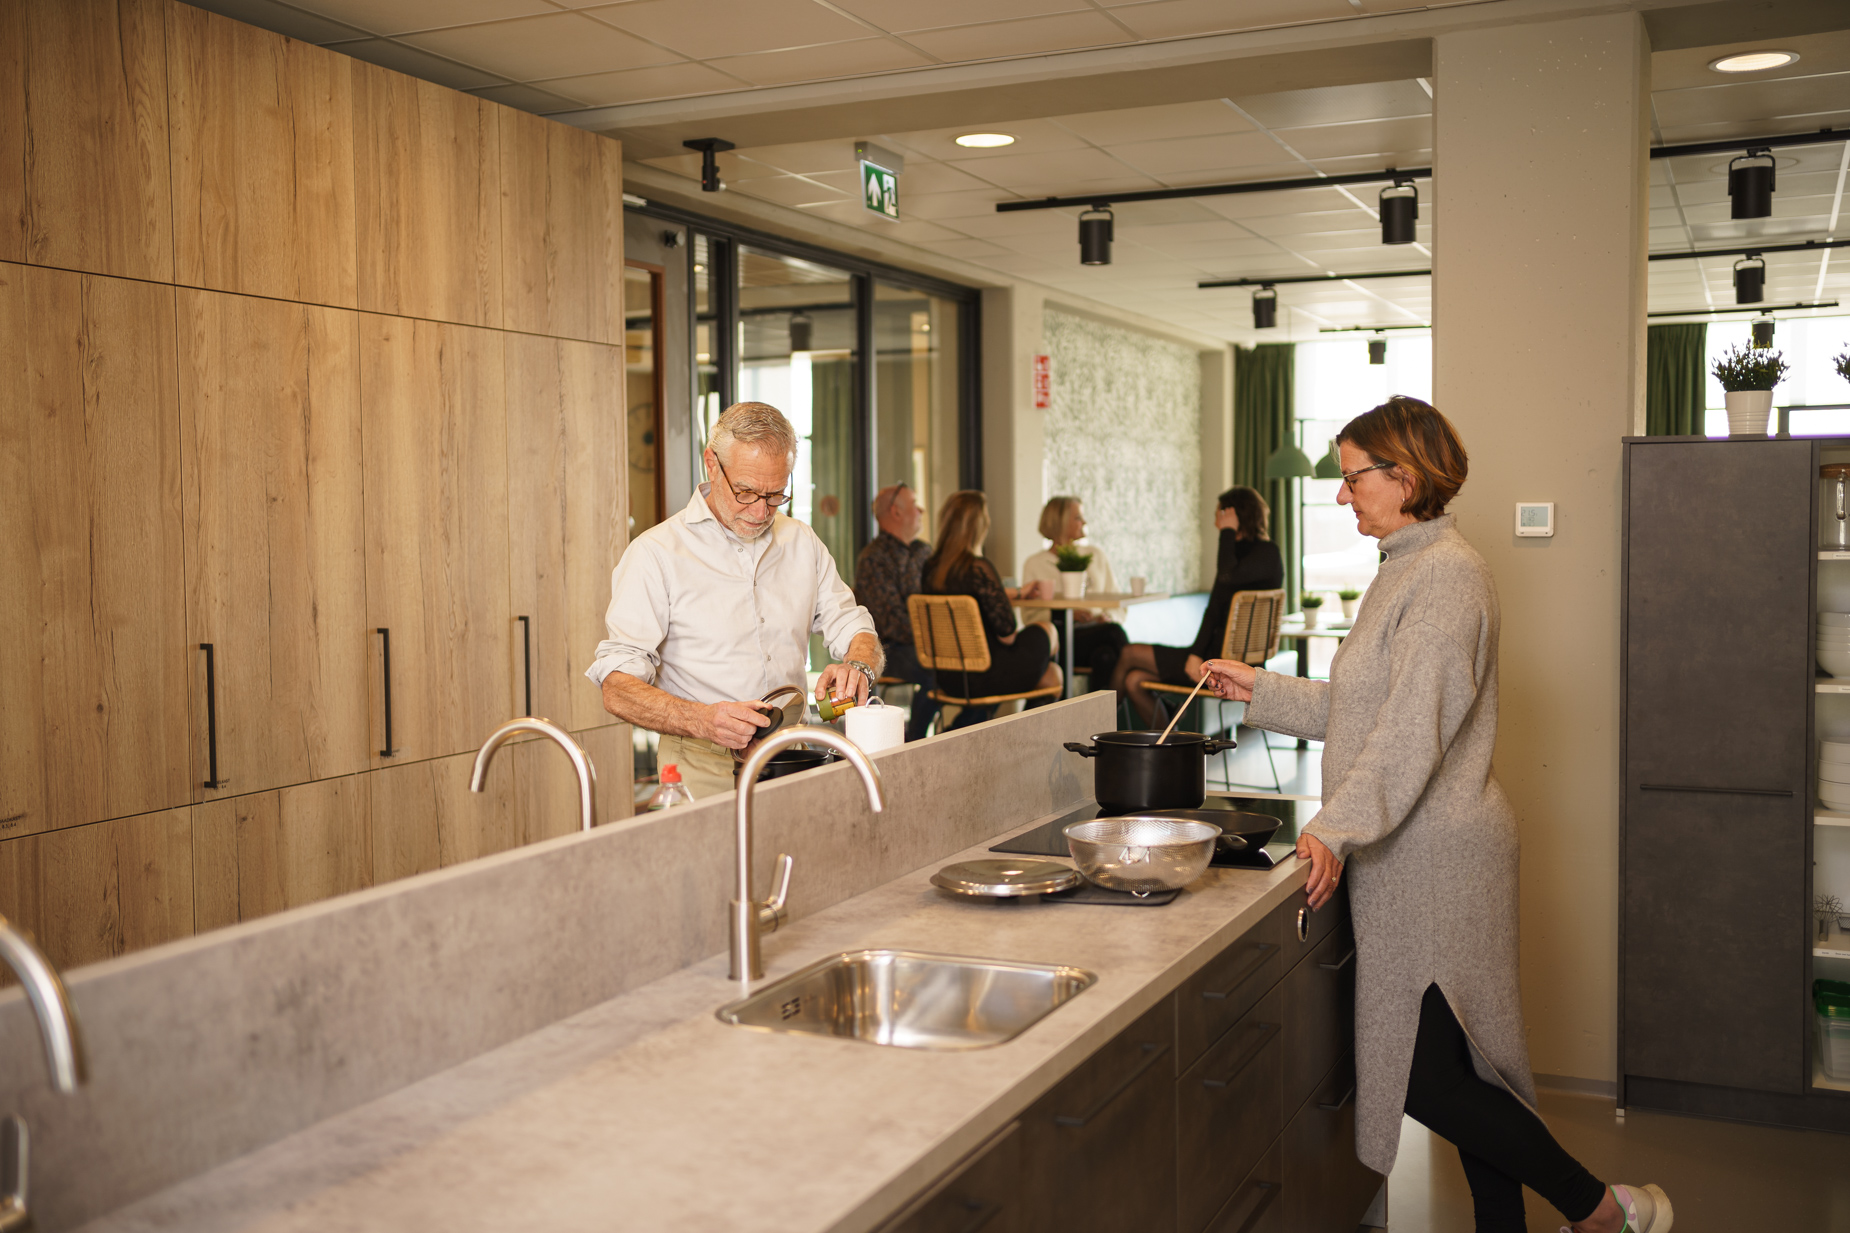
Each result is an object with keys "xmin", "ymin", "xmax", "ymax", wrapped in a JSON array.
[{"xmin": 861, "ymin": 160, "xmax": 899, "ymax": 220}]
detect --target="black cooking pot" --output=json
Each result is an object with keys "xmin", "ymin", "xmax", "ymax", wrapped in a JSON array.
[
  {"xmin": 1063, "ymin": 731, "xmax": 1238, "ymax": 814},
  {"xmin": 735, "ymin": 748, "xmax": 837, "ymax": 782}
]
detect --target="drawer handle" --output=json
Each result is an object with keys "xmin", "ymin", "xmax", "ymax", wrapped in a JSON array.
[
  {"xmin": 199, "ymin": 643, "xmax": 228, "ymax": 789},
  {"xmin": 1296, "ymin": 908, "xmax": 1310, "ymax": 942},
  {"xmin": 1054, "ymin": 1041, "xmax": 1169, "ymax": 1128},
  {"xmin": 1229, "ymin": 1180, "xmax": 1282, "ymax": 1233},
  {"xmin": 1318, "ymin": 1084, "xmax": 1356, "ymax": 1112},
  {"xmin": 517, "ymin": 614, "xmax": 533, "ymax": 718},
  {"xmin": 377, "ymin": 628, "xmax": 399, "ymax": 758},
  {"xmin": 1201, "ymin": 1021, "xmax": 1281, "ymax": 1090},
  {"xmin": 1201, "ymin": 943, "xmax": 1279, "ymax": 1000},
  {"xmin": 955, "ymin": 1200, "xmax": 1000, "ymax": 1233},
  {"xmin": 1318, "ymin": 947, "xmax": 1356, "ymax": 972},
  {"xmin": 1638, "ymin": 783, "xmax": 1792, "ymax": 797}
]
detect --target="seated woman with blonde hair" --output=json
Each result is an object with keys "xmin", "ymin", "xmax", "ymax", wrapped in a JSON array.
[
  {"xmin": 922, "ymin": 491, "xmax": 1062, "ymax": 710},
  {"xmin": 1020, "ymin": 496, "xmax": 1129, "ymax": 690}
]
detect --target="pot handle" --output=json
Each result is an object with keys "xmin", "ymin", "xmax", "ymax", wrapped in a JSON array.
[
  {"xmin": 1203, "ymin": 738, "xmax": 1239, "ymax": 755},
  {"xmin": 1062, "ymin": 741, "xmax": 1098, "ymax": 758}
]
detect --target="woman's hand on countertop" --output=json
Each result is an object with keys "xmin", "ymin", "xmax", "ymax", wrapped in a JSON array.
[
  {"xmin": 1297, "ymin": 832, "xmax": 1342, "ymax": 910},
  {"xmin": 1200, "ymin": 658, "xmax": 1256, "ymax": 701}
]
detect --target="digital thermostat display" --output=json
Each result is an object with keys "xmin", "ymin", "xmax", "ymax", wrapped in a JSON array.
[{"xmin": 1515, "ymin": 502, "xmax": 1555, "ymax": 537}]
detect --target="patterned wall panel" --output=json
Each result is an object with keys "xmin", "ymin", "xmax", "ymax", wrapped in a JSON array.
[{"xmin": 1041, "ymin": 309, "xmax": 1203, "ymax": 595}]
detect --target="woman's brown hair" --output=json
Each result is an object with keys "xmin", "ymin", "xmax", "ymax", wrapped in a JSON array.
[
  {"xmin": 1217, "ymin": 486, "xmax": 1269, "ymax": 541},
  {"xmin": 926, "ymin": 490, "xmax": 992, "ymax": 591},
  {"xmin": 1336, "ymin": 395, "xmax": 1468, "ymax": 521}
]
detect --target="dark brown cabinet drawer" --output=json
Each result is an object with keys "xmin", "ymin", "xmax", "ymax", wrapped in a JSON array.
[
  {"xmin": 1018, "ymin": 997, "xmax": 1177, "ymax": 1233},
  {"xmin": 1281, "ymin": 885, "xmax": 1348, "ymax": 969},
  {"xmin": 1176, "ymin": 908, "xmax": 1285, "ymax": 1071},
  {"xmin": 1280, "ymin": 1053, "xmax": 1381, "ymax": 1233},
  {"xmin": 1282, "ymin": 919, "xmax": 1356, "ymax": 1117},
  {"xmin": 1176, "ymin": 987, "xmax": 1284, "ymax": 1233},
  {"xmin": 1203, "ymin": 1141, "xmax": 1284, "ymax": 1233},
  {"xmin": 875, "ymin": 1122, "xmax": 1023, "ymax": 1233}
]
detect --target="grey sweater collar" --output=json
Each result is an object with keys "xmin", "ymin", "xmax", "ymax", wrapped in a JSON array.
[{"xmin": 1379, "ymin": 512, "xmax": 1455, "ymax": 560}]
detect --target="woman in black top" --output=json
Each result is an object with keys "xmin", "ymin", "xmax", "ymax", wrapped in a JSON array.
[
  {"xmin": 921, "ymin": 491, "xmax": 1063, "ymax": 699},
  {"xmin": 1114, "ymin": 486, "xmax": 1283, "ymax": 725}
]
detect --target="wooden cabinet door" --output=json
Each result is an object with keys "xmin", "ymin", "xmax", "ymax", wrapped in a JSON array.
[
  {"xmin": 167, "ymin": 4, "xmax": 357, "ymax": 307},
  {"xmin": 0, "ymin": 264, "xmax": 188, "ymax": 839},
  {"xmin": 360, "ymin": 315, "xmax": 512, "ymax": 765},
  {"xmin": 353, "ymin": 62, "xmax": 501, "ymax": 328},
  {"xmin": 498, "ymin": 108, "xmax": 623, "ymax": 344},
  {"xmin": 367, "ymin": 750, "xmax": 517, "ymax": 885},
  {"xmin": 0, "ymin": 0, "xmax": 172, "ymax": 280},
  {"xmin": 874, "ymin": 1122, "xmax": 1024, "ymax": 1233},
  {"xmin": 192, "ymin": 777, "xmax": 371, "ymax": 930},
  {"xmin": 506, "ymin": 334, "xmax": 627, "ymax": 731},
  {"xmin": 1177, "ymin": 987, "xmax": 1284, "ymax": 1233},
  {"xmin": 180, "ymin": 290, "xmax": 367, "ymax": 801},
  {"xmin": 1279, "ymin": 1054, "xmax": 1379, "ymax": 1233},
  {"xmin": 574, "ymin": 724, "xmax": 634, "ymax": 825},
  {"xmin": 1282, "ymin": 920, "xmax": 1355, "ymax": 1118}
]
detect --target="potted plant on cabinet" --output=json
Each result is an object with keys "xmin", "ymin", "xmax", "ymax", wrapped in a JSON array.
[
  {"xmin": 1053, "ymin": 544, "xmax": 1093, "ymax": 599},
  {"xmin": 1712, "ymin": 343, "xmax": 1789, "ymax": 435},
  {"xmin": 1834, "ymin": 349, "xmax": 1849, "ymax": 384},
  {"xmin": 1338, "ymin": 588, "xmax": 1362, "ymax": 620},
  {"xmin": 1300, "ymin": 593, "xmax": 1325, "ymax": 629}
]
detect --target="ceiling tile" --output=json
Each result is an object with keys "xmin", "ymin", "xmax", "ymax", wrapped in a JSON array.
[
  {"xmin": 301, "ymin": 0, "xmax": 557, "ymax": 37},
  {"xmin": 891, "ymin": 162, "xmax": 995, "ymax": 193},
  {"xmin": 1049, "ymin": 100, "xmax": 1255, "ymax": 146},
  {"xmin": 639, "ymin": 149, "xmax": 755, "ymax": 180},
  {"xmin": 704, "ymin": 37, "xmax": 934, "ymax": 86},
  {"xmin": 735, "ymin": 176, "xmax": 852, "ymax": 208},
  {"xmin": 901, "ymin": 11, "xmax": 1131, "ymax": 60},
  {"xmin": 946, "ymin": 209, "xmax": 1086, "ymax": 239},
  {"xmin": 1195, "ymin": 185, "xmax": 1357, "ymax": 220},
  {"xmin": 1232, "ymin": 80, "xmax": 1431, "ymax": 129},
  {"xmin": 401, "ymin": 11, "xmax": 679, "ymax": 80},
  {"xmin": 1158, "ymin": 161, "xmax": 1318, "ymax": 189},
  {"xmin": 1651, "ymin": 29, "xmax": 1850, "ymax": 92},
  {"xmin": 832, "ymin": 0, "xmax": 1076, "ymax": 29},
  {"xmin": 945, "ymin": 146, "xmax": 1143, "ymax": 188},
  {"xmin": 1654, "ymin": 71, "xmax": 1850, "ymax": 131},
  {"xmin": 586, "ymin": 0, "xmax": 871, "ymax": 60},
  {"xmin": 727, "ymin": 141, "xmax": 859, "ymax": 176},
  {"xmin": 1272, "ymin": 116, "xmax": 1432, "ymax": 161},
  {"xmin": 916, "ymin": 237, "xmax": 1017, "ymax": 260},
  {"xmin": 1105, "ymin": 0, "xmax": 1353, "ymax": 39},
  {"xmin": 1114, "ymin": 219, "xmax": 1252, "ymax": 243},
  {"xmin": 1106, "ymin": 130, "xmax": 1299, "ymax": 177},
  {"xmin": 900, "ymin": 189, "xmax": 1010, "ymax": 220},
  {"xmin": 323, "ymin": 38, "xmax": 507, "ymax": 90},
  {"xmin": 886, "ymin": 119, "xmax": 1093, "ymax": 162},
  {"xmin": 187, "ymin": 0, "xmax": 370, "ymax": 43},
  {"xmin": 467, "ymin": 81, "xmax": 587, "ymax": 111},
  {"xmin": 537, "ymin": 60, "xmax": 743, "ymax": 105},
  {"xmin": 1102, "ymin": 200, "xmax": 1225, "ymax": 225}
]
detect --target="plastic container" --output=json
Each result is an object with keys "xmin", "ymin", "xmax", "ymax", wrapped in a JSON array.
[
  {"xmin": 1818, "ymin": 981, "xmax": 1850, "ymax": 1080},
  {"xmin": 646, "ymin": 764, "xmax": 696, "ymax": 811}
]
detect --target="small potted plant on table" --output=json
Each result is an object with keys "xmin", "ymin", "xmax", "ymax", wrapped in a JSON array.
[
  {"xmin": 1337, "ymin": 588, "xmax": 1362, "ymax": 621},
  {"xmin": 1300, "ymin": 593, "xmax": 1325, "ymax": 629},
  {"xmin": 1054, "ymin": 544, "xmax": 1092, "ymax": 599},
  {"xmin": 1713, "ymin": 342, "xmax": 1789, "ymax": 436}
]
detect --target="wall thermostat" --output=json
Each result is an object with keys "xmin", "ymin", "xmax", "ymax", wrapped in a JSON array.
[{"xmin": 1515, "ymin": 502, "xmax": 1555, "ymax": 537}]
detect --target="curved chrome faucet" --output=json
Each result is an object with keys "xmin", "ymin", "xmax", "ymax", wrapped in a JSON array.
[
  {"xmin": 731, "ymin": 727, "xmax": 885, "ymax": 992},
  {"xmin": 0, "ymin": 915, "xmax": 86, "ymax": 1231},
  {"xmin": 470, "ymin": 718, "xmax": 598, "ymax": 833}
]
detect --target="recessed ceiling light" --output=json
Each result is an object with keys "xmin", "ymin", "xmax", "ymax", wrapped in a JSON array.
[
  {"xmin": 955, "ymin": 133, "xmax": 1015, "ymax": 148},
  {"xmin": 1708, "ymin": 50, "xmax": 1799, "ymax": 73}
]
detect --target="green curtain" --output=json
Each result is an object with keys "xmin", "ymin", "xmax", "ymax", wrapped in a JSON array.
[
  {"xmin": 1232, "ymin": 344, "xmax": 1299, "ymax": 608},
  {"xmin": 1645, "ymin": 323, "xmax": 1707, "ymax": 436}
]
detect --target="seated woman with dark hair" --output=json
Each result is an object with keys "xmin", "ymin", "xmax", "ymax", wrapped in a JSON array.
[
  {"xmin": 1113, "ymin": 486, "xmax": 1283, "ymax": 725},
  {"xmin": 922, "ymin": 491, "xmax": 1063, "ymax": 702}
]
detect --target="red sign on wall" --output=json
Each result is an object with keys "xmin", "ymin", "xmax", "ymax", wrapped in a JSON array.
[{"xmin": 1032, "ymin": 354, "xmax": 1051, "ymax": 410}]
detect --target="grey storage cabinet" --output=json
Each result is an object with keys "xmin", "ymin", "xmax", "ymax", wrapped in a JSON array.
[{"xmin": 1620, "ymin": 435, "xmax": 1850, "ymax": 1132}]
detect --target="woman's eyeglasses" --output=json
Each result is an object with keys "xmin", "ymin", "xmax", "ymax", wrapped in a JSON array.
[
  {"xmin": 1340, "ymin": 460, "xmax": 1395, "ymax": 491},
  {"xmin": 715, "ymin": 456, "xmax": 791, "ymax": 509}
]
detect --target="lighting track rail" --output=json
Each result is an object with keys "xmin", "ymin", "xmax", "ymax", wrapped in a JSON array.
[
  {"xmin": 1647, "ymin": 300, "xmax": 1838, "ymax": 318},
  {"xmin": 1649, "ymin": 127, "xmax": 1845, "ymax": 160},
  {"xmin": 1648, "ymin": 238, "xmax": 1850, "ymax": 262},
  {"xmin": 1318, "ymin": 323, "xmax": 1431, "ymax": 332},
  {"xmin": 1199, "ymin": 268, "xmax": 1429, "ymax": 288},
  {"xmin": 993, "ymin": 165, "xmax": 1432, "ymax": 213}
]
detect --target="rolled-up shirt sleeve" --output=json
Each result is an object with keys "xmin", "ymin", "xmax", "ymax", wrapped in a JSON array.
[
  {"xmin": 584, "ymin": 544, "xmax": 670, "ymax": 687},
  {"xmin": 813, "ymin": 545, "xmax": 877, "ymax": 661}
]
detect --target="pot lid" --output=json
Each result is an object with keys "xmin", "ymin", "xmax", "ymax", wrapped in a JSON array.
[
  {"xmin": 931, "ymin": 859, "xmax": 1082, "ymax": 897},
  {"xmin": 734, "ymin": 686, "xmax": 809, "ymax": 761}
]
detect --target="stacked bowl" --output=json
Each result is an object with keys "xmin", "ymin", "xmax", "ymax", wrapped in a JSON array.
[
  {"xmin": 1822, "ymin": 613, "xmax": 1850, "ymax": 678},
  {"xmin": 1821, "ymin": 739, "xmax": 1850, "ymax": 812}
]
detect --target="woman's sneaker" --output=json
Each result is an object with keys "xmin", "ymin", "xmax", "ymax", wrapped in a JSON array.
[{"xmin": 1560, "ymin": 1184, "xmax": 1673, "ymax": 1233}]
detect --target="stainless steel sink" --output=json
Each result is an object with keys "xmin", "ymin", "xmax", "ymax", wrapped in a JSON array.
[{"xmin": 717, "ymin": 949, "xmax": 1097, "ymax": 1050}]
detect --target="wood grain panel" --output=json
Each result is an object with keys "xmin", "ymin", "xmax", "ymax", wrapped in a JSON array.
[
  {"xmin": 505, "ymin": 335, "xmax": 627, "ymax": 732},
  {"xmin": 498, "ymin": 108, "xmax": 622, "ymax": 343},
  {"xmin": 179, "ymin": 291, "xmax": 367, "ymax": 801},
  {"xmin": 190, "ymin": 777, "xmax": 372, "ymax": 928},
  {"xmin": 574, "ymin": 723, "xmax": 634, "ymax": 824},
  {"xmin": 0, "ymin": 264, "xmax": 187, "ymax": 839},
  {"xmin": 167, "ymin": 3, "xmax": 357, "ymax": 306},
  {"xmin": 353, "ymin": 62, "xmax": 500, "ymax": 326},
  {"xmin": 359, "ymin": 314, "xmax": 512, "ymax": 765},
  {"xmin": 17, "ymin": 0, "xmax": 173, "ymax": 281},
  {"xmin": 0, "ymin": 808, "xmax": 193, "ymax": 976},
  {"xmin": 0, "ymin": 3, "xmax": 23, "ymax": 264},
  {"xmin": 368, "ymin": 751, "xmax": 516, "ymax": 885}
]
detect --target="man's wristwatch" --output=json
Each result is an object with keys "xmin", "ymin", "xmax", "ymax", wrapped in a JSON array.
[{"xmin": 844, "ymin": 659, "xmax": 878, "ymax": 692}]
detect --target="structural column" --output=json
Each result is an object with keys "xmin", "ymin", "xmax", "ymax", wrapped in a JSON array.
[
  {"xmin": 1433, "ymin": 13, "xmax": 1650, "ymax": 1086},
  {"xmin": 981, "ymin": 284, "xmax": 1048, "ymax": 578}
]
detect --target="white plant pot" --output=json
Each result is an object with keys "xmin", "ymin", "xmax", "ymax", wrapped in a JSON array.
[
  {"xmin": 1340, "ymin": 598, "xmax": 1359, "ymax": 620},
  {"xmin": 1724, "ymin": 389, "xmax": 1775, "ymax": 436},
  {"xmin": 1302, "ymin": 605, "xmax": 1322, "ymax": 629},
  {"xmin": 1059, "ymin": 571, "xmax": 1086, "ymax": 599}
]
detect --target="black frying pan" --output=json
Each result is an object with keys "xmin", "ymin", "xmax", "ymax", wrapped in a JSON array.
[{"xmin": 1138, "ymin": 808, "xmax": 1281, "ymax": 858}]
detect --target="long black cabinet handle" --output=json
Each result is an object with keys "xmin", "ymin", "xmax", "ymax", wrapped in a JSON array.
[
  {"xmin": 1319, "ymin": 947, "xmax": 1357, "ymax": 972},
  {"xmin": 1054, "ymin": 1042, "xmax": 1169, "ymax": 1128},
  {"xmin": 517, "ymin": 615, "xmax": 533, "ymax": 718},
  {"xmin": 1318, "ymin": 1084, "xmax": 1356, "ymax": 1112},
  {"xmin": 1638, "ymin": 783, "xmax": 1793, "ymax": 797},
  {"xmin": 1202, "ymin": 1021, "xmax": 1281, "ymax": 1090},
  {"xmin": 1201, "ymin": 943, "xmax": 1279, "ymax": 1000},
  {"xmin": 377, "ymin": 628, "xmax": 399, "ymax": 758},
  {"xmin": 199, "ymin": 644, "xmax": 227, "ymax": 789},
  {"xmin": 1229, "ymin": 1180, "xmax": 1282, "ymax": 1233}
]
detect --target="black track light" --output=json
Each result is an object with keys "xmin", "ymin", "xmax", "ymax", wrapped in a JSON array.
[
  {"xmin": 1379, "ymin": 177, "xmax": 1418, "ymax": 245},
  {"xmin": 683, "ymin": 138, "xmax": 734, "ymax": 192},
  {"xmin": 1368, "ymin": 335, "xmax": 1387, "ymax": 365},
  {"xmin": 1752, "ymin": 316, "xmax": 1775, "ymax": 348},
  {"xmin": 1079, "ymin": 206, "xmax": 1113, "ymax": 265},
  {"xmin": 1728, "ymin": 149, "xmax": 1775, "ymax": 219},
  {"xmin": 1252, "ymin": 285, "xmax": 1277, "ymax": 330},
  {"xmin": 788, "ymin": 310, "xmax": 812, "ymax": 353},
  {"xmin": 1733, "ymin": 254, "xmax": 1765, "ymax": 304}
]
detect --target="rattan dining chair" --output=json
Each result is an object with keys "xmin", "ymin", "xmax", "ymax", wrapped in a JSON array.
[
  {"xmin": 907, "ymin": 594, "xmax": 1061, "ymax": 730},
  {"xmin": 1146, "ymin": 588, "xmax": 1287, "ymax": 789}
]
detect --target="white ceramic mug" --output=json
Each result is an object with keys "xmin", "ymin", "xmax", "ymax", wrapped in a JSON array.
[
  {"xmin": 845, "ymin": 698, "xmax": 906, "ymax": 753},
  {"xmin": 1129, "ymin": 576, "xmax": 1146, "ymax": 596}
]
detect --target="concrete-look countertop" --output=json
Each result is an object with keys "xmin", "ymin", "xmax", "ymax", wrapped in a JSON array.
[{"xmin": 82, "ymin": 811, "xmax": 1310, "ymax": 1233}]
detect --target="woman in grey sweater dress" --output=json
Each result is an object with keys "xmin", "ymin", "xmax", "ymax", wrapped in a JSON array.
[{"xmin": 1204, "ymin": 398, "xmax": 1670, "ymax": 1233}]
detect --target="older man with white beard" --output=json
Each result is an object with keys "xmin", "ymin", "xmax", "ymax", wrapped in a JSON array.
[{"xmin": 586, "ymin": 401, "xmax": 883, "ymax": 800}]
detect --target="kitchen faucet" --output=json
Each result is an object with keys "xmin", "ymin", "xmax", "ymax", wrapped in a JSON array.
[
  {"xmin": 470, "ymin": 718, "xmax": 598, "ymax": 832},
  {"xmin": 0, "ymin": 915, "xmax": 86, "ymax": 1232},
  {"xmin": 732, "ymin": 727, "xmax": 884, "ymax": 991}
]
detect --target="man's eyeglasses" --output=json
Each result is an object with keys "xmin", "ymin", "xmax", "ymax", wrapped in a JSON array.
[
  {"xmin": 1340, "ymin": 460, "xmax": 1395, "ymax": 491},
  {"xmin": 715, "ymin": 455, "xmax": 791, "ymax": 509}
]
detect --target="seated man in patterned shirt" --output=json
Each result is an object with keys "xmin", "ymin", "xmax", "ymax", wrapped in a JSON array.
[{"xmin": 853, "ymin": 484, "xmax": 935, "ymax": 741}]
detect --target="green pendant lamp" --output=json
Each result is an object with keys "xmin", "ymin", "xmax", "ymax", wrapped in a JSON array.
[
  {"xmin": 1313, "ymin": 440, "xmax": 1344, "ymax": 479},
  {"xmin": 1265, "ymin": 440, "xmax": 1315, "ymax": 479}
]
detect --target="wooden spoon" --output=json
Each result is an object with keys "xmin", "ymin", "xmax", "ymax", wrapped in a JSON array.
[{"xmin": 1157, "ymin": 674, "xmax": 1211, "ymax": 744}]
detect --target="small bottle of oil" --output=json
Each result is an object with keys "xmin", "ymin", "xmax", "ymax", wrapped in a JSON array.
[{"xmin": 816, "ymin": 693, "xmax": 860, "ymax": 722}]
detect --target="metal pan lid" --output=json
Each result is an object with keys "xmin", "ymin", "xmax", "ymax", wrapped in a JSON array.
[{"xmin": 931, "ymin": 859, "xmax": 1083, "ymax": 897}]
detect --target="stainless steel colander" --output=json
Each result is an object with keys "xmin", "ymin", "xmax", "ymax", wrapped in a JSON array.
[{"xmin": 1062, "ymin": 817, "xmax": 1220, "ymax": 895}]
